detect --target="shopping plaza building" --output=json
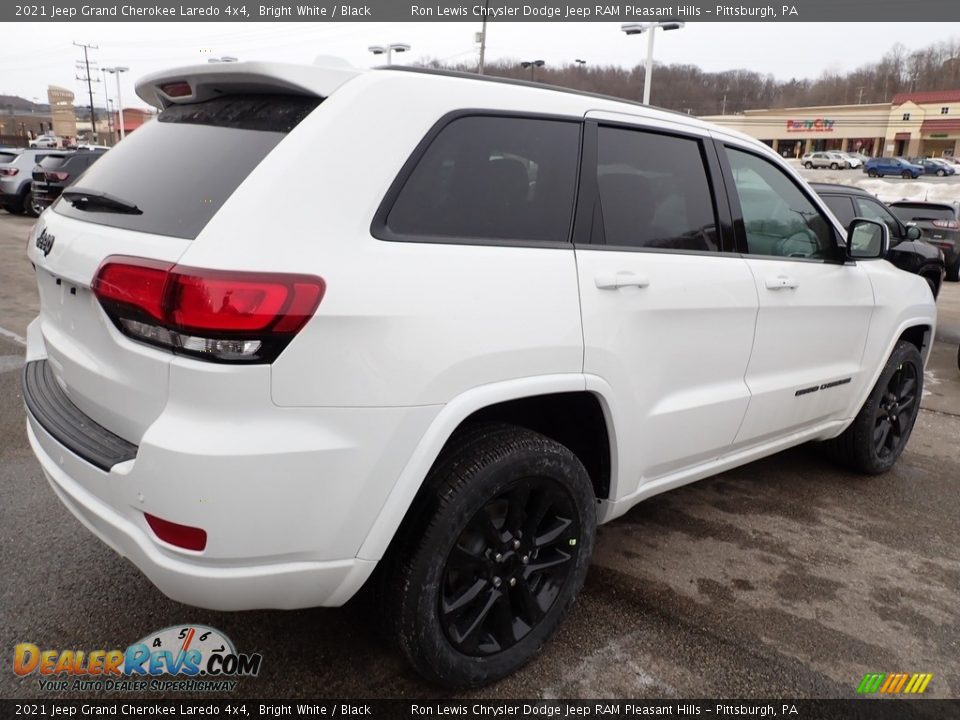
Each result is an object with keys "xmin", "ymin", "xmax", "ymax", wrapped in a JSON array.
[{"xmin": 702, "ymin": 90, "xmax": 960, "ymax": 159}]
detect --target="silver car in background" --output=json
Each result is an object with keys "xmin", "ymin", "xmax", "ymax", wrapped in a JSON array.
[{"xmin": 802, "ymin": 151, "xmax": 850, "ymax": 169}]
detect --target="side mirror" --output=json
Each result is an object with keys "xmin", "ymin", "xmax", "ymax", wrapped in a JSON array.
[
  {"xmin": 905, "ymin": 224, "xmax": 922, "ymax": 241},
  {"xmin": 847, "ymin": 218, "xmax": 889, "ymax": 259}
]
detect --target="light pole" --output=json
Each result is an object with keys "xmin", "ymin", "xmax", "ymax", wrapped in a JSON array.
[
  {"xmin": 368, "ymin": 43, "xmax": 411, "ymax": 66},
  {"xmin": 103, "ymin": 66, "xmax": 129, "ymax": 140},
  {"xmin": 100, "ymin": 68, "xmax": 114, "ymax": 144},
  {"xmin": 521, "ymin": 59, "xmax": 545, "ymax": 81},
  {"xmin": 207, "ymin": 56, "xmax": 238, "ymax": 63},
  {"xmin": 621, "ymin": 21, "xmax": 685, "ymax": 105},
  {"xmin": 574, "ymin": 58, "xmax": 587, "ymax": 69}
]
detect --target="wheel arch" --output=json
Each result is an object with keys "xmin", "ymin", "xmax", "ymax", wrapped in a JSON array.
[{"xmin": 356, "ymin": 375, "xmax": 614, "ymax": 561}]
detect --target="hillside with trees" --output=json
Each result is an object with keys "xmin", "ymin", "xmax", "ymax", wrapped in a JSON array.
[{"xmin": 421, "ymin": 38, "xmax": 960, "ymax": 114}]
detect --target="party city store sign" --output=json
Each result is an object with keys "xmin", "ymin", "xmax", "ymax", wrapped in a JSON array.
[
  {"xmin": 13, "ymin": 625, "xmax": 261, "ymax": 692},
  {"xmin": 786, "ymin": 118, "xmax": 836, "ymax": 132}
]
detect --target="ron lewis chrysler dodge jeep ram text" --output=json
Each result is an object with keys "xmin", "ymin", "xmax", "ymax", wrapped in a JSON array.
[{"xmin": 22, "ymin": 61, "xmax": 936, "ymax": 687}]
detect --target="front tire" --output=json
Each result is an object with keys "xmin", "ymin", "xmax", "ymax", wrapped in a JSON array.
[
  {"xmin": 804, "ymin": 162, "xmax": 814, "ymax": 169},
  {"xmin": 383, "ymin": 424, "xmax": 596, "ymax": 688},
  {"xmin": 937, "ymin": 169, "xmax": 946, "ymax": 177},
  {"xmin": 867, "ymin": 169, "xmax": 878, "ymax": 178},
  {"xmin": 824, "ymin": 341, "xmax": 923, "ymax": 474},
  {"xmin": 830, "ymin": 163, "xmax": 839, "ymax": 170},
  {"xmin": 902, "ymin": 170, "xmax": 912, "ymax": 179}
]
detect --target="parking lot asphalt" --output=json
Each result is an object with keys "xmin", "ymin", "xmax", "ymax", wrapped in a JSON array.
[{"xmin": 0, "ymin": 208, "xmax": 958, "ymax": 700}]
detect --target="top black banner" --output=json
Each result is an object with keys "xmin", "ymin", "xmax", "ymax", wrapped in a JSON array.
[{"xmin": 5, "ymin": 0, "xmax": 960, "ymax": 22}]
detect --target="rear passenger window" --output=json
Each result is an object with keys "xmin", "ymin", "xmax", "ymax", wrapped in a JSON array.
[
  {"xmin": 821, "ymin": 195, "xmax": 855, "ymax": 228},
  {"xmin": 595, "ymin": 126, "xmax": 719, "ymax": 252},
  {"xmin": 384, "ymin": 116, "xmax": 580, "ymax": 243}
]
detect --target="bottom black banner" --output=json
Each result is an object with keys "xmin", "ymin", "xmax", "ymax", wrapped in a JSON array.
[{"xmin": 3, "ymin": 699, "xmax": 959, "ymax": 720}]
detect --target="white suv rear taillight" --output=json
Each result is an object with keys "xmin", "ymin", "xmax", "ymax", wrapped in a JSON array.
[{"xmin": 92, "ymin": 255, "xmax": 325, "ymax": 363}]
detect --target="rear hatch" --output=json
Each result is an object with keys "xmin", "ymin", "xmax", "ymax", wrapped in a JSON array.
[
  {"xmin": 889, "ymin": 203, "xmax": 960, "ymax": 250},
  {"xmin": 32, "ymin": 153, "xmax": 74, "ymax": 204},
  {"xmin": 27, "ymin": 79, "xmax": 330, "ymax": 445}
]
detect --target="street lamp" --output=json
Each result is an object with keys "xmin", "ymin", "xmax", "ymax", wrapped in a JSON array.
[
  {"xmin": 621, "ymin": 21, "xmax": 685, "ymax": 105},
  {"xmin": 103, "ymin": 66, "xmax": 129, "ymax": 140},
  {"xmin": 521, "ymin": 59, "xmax": 545, "ymax": 81},
  {"xmin": 207, "ymin": 56, "xmax": 238, "ymax": 63},
  {"xmin": 574, "ymin": 59, "xmax": 587, "ymax": 69},
  {"xmin": 368, "ymin": 43, "xmax": 411, "ymax": 66},
  {"xmin": 102, "ymin": 68, "xmax": 114, "ymax": 145}
]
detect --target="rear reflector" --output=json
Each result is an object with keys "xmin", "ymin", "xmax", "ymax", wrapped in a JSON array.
[
  {"xmin": 144, "ymin": 513, "xmax": 207, "ymax": 551},
  {"xmin": 92, "ymin": 256, "xmax": 325, "ymax": 363}
]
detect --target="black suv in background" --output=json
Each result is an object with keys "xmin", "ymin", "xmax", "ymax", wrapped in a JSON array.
[
  {"xmin": 888, "ymin": 201, "xmax": 960, "ymax": 282},
  {"xmin": 812, "ymin": 183, "xmax": 946, "ymax": 297},
  {"xmin": 31, "ymin": 149, "xmax": 107, "ymax": 214}
]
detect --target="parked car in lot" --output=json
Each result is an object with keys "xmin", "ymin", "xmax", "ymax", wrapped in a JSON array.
[
  {"xmin": 888, "ymin": 201, "xmax": 960, "ymax": 281},
  {"xmin": 813, "ymin": 183, "xmax": 945, "ymax": 297},
  {"xmin": 0, "ymin": 148, "xmax": 54, "ymax": 217},
  {"xmin": 22, "ymin": 61, "xmax": 936, "ymax": 688},
  {"xmin": 30, "ymin": 149, "xmax": 107, "ymax": 214},
  {"xmin": 29, "ymin": 135, "xmax": 61, "ymax": 149},
  {"xmin": 840, "ymin": 153, "xmax": 863, "ymax": 168},
  {"xmin": 802, "ymin": 151, "xmax": 849, "ymax": 169},
  {"xmin": 863, "ymin": 156, "xmax": 924, "ymax": 178},
  {"xmin": 909, "ymin": 157, "xmax": 957, "ymax": 176}
]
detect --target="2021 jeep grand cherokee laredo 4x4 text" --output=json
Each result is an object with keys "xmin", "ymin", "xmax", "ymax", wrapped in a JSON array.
[{"xmin": 23, "ymin": 62, "xmax": 936, "ymax": 687}]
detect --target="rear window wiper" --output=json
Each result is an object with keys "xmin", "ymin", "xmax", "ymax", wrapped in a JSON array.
[{"xmin": 61, "ymin": 188, "xmax": 142, "ymax": 215}]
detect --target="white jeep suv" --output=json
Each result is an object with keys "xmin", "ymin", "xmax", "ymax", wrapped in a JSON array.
[{"xmin": 23, "ymin": 61, "xmax": 936, "ymax": 687}]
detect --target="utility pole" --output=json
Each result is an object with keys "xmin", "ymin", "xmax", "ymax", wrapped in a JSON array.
[
  {"xmin": 100, "ymin": 68, "xmax": 113, "ymax": 144},
  {"xmin": 478, "ymin": 0, "xmax": 489, "ymax": 74},
  {"xmin": 857, "ymin": 86, "xmax": 866, "ymax": 104},
  {"xmin": 721, "ymin": 94, "xmax": 727, "ymax": 115},
  {"xmin": 74, "ymin": 41, "xmax": 99, "ymax": 142}
]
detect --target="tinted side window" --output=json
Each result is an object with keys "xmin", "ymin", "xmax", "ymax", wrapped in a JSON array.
[
  {"xmin": 595, "ymin": 126, "xmax": 719, "ymax": 252},
  {"xmin": 385, "ymin": 116, "xmax": 580, "ymax": 243},
  {"xmin": 821, "ymin": 195, "xmax": 855, "ymax": 228},
  {"xmin": 726, "ymin": 147, "xmax": 836, "ymax": 259}
]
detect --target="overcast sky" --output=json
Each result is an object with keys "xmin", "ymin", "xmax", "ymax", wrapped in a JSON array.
[{"xmin": 2, "ymin": 22, "xmax": 958, "ymax": 110}]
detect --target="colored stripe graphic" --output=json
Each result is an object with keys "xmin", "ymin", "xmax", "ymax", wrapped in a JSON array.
[{"xmin": 857, "ymin": 672, "xmax": 932, "ymax": 694}]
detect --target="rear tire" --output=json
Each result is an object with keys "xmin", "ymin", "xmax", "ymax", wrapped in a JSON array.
[
  {"xmin": 947, "ymin": 259, "xmax": 960, "ymax": 282},
  {"xmin": 382, "ymin": 423, "xmax": 596, "ymax": 688},
  {"xmin": 923, "ymin": 272, "xmax": 941, "ymax": 298},
  {"xmin": 25, "ymin": 191, "xmax": 41, "ymax": 218},
  {"xmin": 823, "ymin": 341, "xmax": 923, "ymax": 475}
]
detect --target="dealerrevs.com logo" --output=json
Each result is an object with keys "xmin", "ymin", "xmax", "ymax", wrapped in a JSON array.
[{"xmin": 13, "ymin": 625, "xmax": 262, "ymax": 692}]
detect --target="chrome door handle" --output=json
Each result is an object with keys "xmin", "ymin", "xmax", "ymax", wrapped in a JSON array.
[
  {"xmin": 765, "ymin": 275, "xmax": 799, "ymax": 290},
  {"xmin": 595, "ymin": 272, "xmax": 650, "ymax": 290}
]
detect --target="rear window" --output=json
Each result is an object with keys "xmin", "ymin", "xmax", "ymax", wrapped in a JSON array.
[
  {"xmin": 382, "ymin": 115, "xmax": 580, "ymax": 244},
  {"xmin": 39, "ymin": 155, "xmax": 71, "ymax": 169},
  {"xmin": 0, "ymin": 152, "xmax": 17, "ymax": 164},
  {"xmin": 889, "ymin": 203, "xmax": 957, "ymax": 222},
  {"xmin": 53, "ymin": 94, "xmax": 321, "ymax": 239}
]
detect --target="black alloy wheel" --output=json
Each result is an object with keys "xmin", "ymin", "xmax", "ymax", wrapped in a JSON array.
[
  {"xmin": 823, "ymin": 340, "xmax": 923, "ymax": 474},
  {"xmin": 872, "ymin": 361, "xmax": 919, "ymax": 461},
  {"xmin": 439, "ymin": 477, "xmax": 581, "ymax": 657},
  {"xmin": 383, "ymin": 423, "xmax": 596, "ymax": 687},
  {"xmin": 902, "ymin": 170, "xmax": 913, "ymax": 179}
]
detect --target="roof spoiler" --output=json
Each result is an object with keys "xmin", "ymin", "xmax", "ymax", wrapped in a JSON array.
[{"xmin": 136, "ymin": 60, "xmax": 363, "ymax": 109}]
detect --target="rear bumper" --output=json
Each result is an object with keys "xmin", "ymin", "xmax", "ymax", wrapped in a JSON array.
[
  {"xmin": 26, "ymin": 418, "xmax": 376, "ymax": 610},
  {"xmin": 22, "ymin": 319, "xmax": 440, "ymax": 610}
]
